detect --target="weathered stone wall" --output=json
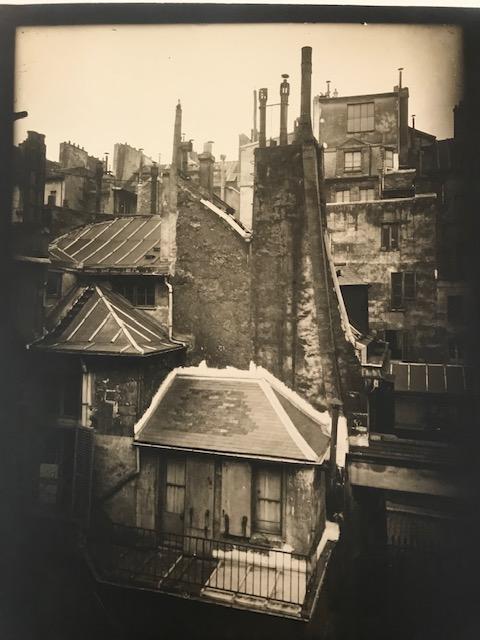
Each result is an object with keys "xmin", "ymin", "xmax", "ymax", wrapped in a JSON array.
[
  {"xmin": 316, "ymin": 93, "xmax": 399, "ymax": 149},
  {"xmin": 251, "ymin": 143, "xmax": 365, "ymax": 416},
  {"xmin": 284, "ymin": 466, "xmax": 325, "ymax": 555},
  {"xmin": 173, "ymin": 188, "xmax": 252, "ymax": 368},
  {"xmin": 326, "ymin": 194, "xmax": 444, "ymax": 361}
]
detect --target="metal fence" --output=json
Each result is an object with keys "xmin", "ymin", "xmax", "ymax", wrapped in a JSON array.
[{"xmin": 88, "ymin": 522, "xmax": 313, "ymax": 608}]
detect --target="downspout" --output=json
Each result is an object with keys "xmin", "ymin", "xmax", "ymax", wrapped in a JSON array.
[{"xmin": 165, "ymin": 276, "xmax": 187, "ymax": 346}]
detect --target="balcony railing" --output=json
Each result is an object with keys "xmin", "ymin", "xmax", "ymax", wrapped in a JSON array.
[{"xmin": 86, "ymin": 522, "xmax": 321, "ymax": 618}]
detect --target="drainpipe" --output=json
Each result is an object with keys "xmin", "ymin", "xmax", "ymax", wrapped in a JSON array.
[
  {"xmin": 329, "ymin": 398, "xmax": 343, "ymax": 493},
  {"xmin": 165, "ymin": 277, "xmax": 187, "ymax": 346}
]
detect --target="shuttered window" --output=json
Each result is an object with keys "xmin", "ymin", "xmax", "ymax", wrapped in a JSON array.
[
  {"xmin": 391, "ymin": 272, "xmax": 415, "ymax": 309},
  {"xmin": 166, "ymin": 460, "xmax": 186, "ymax": 514},
  {"xmin": 254, "ymin": 468, "xmax": 282, "ymax": 535}
]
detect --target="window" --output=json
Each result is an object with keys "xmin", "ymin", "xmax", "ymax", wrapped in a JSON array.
[
  {"xmin": 335, "ymin": 189, "xmax": 351, "ymax": 203},
  {"xmin": 384, "ymin": 329, "xmax": 409, "ymax": 360},
  {"xmin": 165, "ymin": 460, "xmax": 186, "ymax": 514},
  {"xmin": 344, "ymin": 151, "xmax": 362, "ymax": 172},
  {"xmin": 381, "ymin": 224, "xmax": 399, "ymax": 251},
  {"xmin": 46, "ymin": 272, "xmax": 62, "ymax": 298},
  {"xmin": 391, "ymin": 272, "xmax": 415, "ymax": 309},
  {"xmin": 384, "ymin": 149, "xmax": 394, "ymax": 170},
  {"xmin": 254, "ymin": 467, "xmax": 282, "ymax": 535},
  {"xmin": 360, "ymin": 188, "xmax": 375, "ymax": 202},
  {"xmin": 114, "ymin": 279, "xmax": 155, "ymax": 307},
  {"xmin": 447, "ymin": 295, "xmax": 464, "ymax": 324},
  {"xmin": 448, "ymin": 338, "xmax": 464, "ymax": 363},
  {"xmin": 347, "ymin": 102, "xmax": 374, "ymax": 133}
]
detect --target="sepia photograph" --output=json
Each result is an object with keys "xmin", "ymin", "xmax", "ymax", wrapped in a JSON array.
[{"xmin": 1, "ymin": 5, "xmax": 479, "ymax": 640}]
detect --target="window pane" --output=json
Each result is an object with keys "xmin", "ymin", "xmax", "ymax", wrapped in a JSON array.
[
  {"xmin": 381, "ymin": 225, "xmax": 390, "ymax": 249},
  {"xmin": 254, "ymin": 468, "xmax": 281, "ymax": 534},
  {"xmin": 391, "ymin": 224, "xmax": 399, "ymax": 249},
  {"xmin": 167, "ymin": 460, "xmax": 185, "ymax": 484}
]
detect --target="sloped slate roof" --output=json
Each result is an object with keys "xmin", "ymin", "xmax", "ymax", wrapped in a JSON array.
[
  {"xmin": 30, "ymin": 284, "xmax": 183, "ymax": 356},
  {"xmin": 49, "ymin": 216, "xmax": 169, "ymax": 272},
  {"xmin": 135, "ymin": 366, "xmax": 330, "ymax": 463}
]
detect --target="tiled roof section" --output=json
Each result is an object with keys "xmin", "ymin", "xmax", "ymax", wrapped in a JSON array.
[
  {"xmin": 390, "ymin": 362, "xmax": 473, "ymax": 394},
  {"xmin": 135, "ymin": 368, "xmax": 330, "ymax": 463},
  {"xmin": 30, "ymin": 284, "xmax": 183, "ymax": 356},
  {"xmin": 49, "ymin": 216, "xmax": 170, "ymax": 273}
]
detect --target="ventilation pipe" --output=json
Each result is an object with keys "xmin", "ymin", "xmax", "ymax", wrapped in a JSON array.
[{"xmin": 279, "ymin": 74, "xmax": 290, "ymax": 146}]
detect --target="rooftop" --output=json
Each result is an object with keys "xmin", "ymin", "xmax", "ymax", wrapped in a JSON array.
[
  {"xmin": 49, "ymin": 216, "xmax": 169, "ymax": 273},
  {"xmin": 135, "ymin": 364, "xmax": 331, "ymax": 464},
  {"xmin": 29, "ymin": 284, "xmax": 184, "ymax": 356}
]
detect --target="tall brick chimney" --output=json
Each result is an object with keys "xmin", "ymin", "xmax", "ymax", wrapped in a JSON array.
[
  {"xmin": 258, "ymin": 88, "xmax": 268, "ymax": 148},
  {"xmin": 168, "ymin": 100, "xmax": 182, "ymax": 212},
  {"xmin": 296, "ymin": 47, "xmax": 314, "ymax": 143},
  {"xmin": 198, "ymin": 142, "xmax": 215, "ymax": 195},
  {"xmin": 95, "ymin": 160, "xmax": 104, "ymax": 213},
  {"xmin": 279, "ymin": 74, "xmax": 290, "ymax": 146}
]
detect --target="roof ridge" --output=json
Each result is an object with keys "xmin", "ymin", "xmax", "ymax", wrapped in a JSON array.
[
  {"xmin": 95, "ymin": 285, "xmax": 144, "ymax": 354},
  {"xmin": 257, "ymin": 379, "xmax": 319, "ymax": 462}
]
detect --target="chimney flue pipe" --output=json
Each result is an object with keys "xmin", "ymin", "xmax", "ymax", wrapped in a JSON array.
[
  {"xmin": 297, "ymin": 46, "xmax": 313, "ymax": 142},
  {"xmin": 279, "ymin": 74, "xmax": 290, "ymax": 146},
  {"xmin": 258, "ymin": 88, "xmax": 268, "ymax": 148},
  {"xmin": 150, "ymin": 162, "xmax": 158, "ymax": 214}
]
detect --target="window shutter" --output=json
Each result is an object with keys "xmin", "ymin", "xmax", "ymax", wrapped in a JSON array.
[
  {"xmin": 381, "ymin": 225, "xmax": 389, "ymax": 250},
  {"xmin": 391, "ymin": 272, "xmax": 403, "ymax": 308},
  {"xmin": 404, "ymin": 272, "xmax": 416, "ymax": 300},
  {"xmin": 71, "ymin": 426, "xmax": 95, "ymax": 526},
  {"xmin": 391, "ymin": 224, "xmax": 399, "ymax": 250},
  {"xmin": 221, "ymin": 461, "xmax": 251, "ymax": 537}
]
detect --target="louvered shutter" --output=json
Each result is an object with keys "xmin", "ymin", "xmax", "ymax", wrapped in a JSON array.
[
  {"xmin": 404, "ymin": 272, "xmax": 416, "ymax": 301},
  {"xmin": 391, "ymin": 272, "xmax": 403, "ymax": 309},
  {"xmin": 71, "ymin": 426, "xmax": 94, "ymax": 526}
]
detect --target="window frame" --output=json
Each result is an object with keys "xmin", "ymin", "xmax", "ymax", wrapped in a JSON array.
[
  {"xmin": 114, "ymin": 278, "xmax": 156, "ymax": 308},
  {"xmin": 359, "ymin": 187, "xmax": 375, "ymax": 202},
  {"xmin": 384, "ymin": 149, "xmax": 394, "ymax": 170},
  {"xmin": 335, "ymin": 189, "xmax": 351, "ymax": 203},
  {"xmin": 252, "ymin": 466, "xmax": 283, "ymax": 536},
  {"xmin": 347, "ymin": 102, "xmax": 375, "ymax": 134},
  {"xmin": 165, "ymin": 458, "xmax": 186, "ymax": 515},
  {"xmin": 381, "ymin": 223, "xmax": 400, "ymax": 251},
  {"xmin": 344, "ymin": 150, "xmax": 362, "ymax": 173}
]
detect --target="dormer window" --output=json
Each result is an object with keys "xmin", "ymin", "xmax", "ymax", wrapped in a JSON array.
[
  {"xmin": 344, "ymin": 151, "xmax": 362, "ymax": 172},
  {"xmin": 347, "ymin": 102, "xmax": 374, "ymax": 133}
]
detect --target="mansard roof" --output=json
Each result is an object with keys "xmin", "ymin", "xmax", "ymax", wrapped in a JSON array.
[{"xmin": 134, "ymin": 364, "xmax": 331, "ymax": 464}]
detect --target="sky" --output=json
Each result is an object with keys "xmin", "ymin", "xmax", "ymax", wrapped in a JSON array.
[{"xmin": 14, "ymin": 23, "xmax": 463, "ymax": 164}]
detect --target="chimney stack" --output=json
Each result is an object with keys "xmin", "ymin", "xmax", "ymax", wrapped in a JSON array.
[
  {"xmin": 198, "ymin": 141, "xmax": 215, "ymax": 196},
  {"xmin": 95, "ymin": 160, "xmax": 104, "ymax": 213},
  {"xmin": 398, "ymin": 67, "xmax": 404, "ymax": 90},
  {"xmin": 150, "ymin": 162, "xmax": 158, "ymax": 214},
  {"xmin": 296, "ymin": 46, "xmax": 314, "ymax": 143},
  {"xmin": 411, "ymin": 114, "xmax": 416, "ymax": 129},
  {"xmin": 252, "ymin": 90, "xmax": 258, "ymax": 142},
  {"xmin": 172, "ymin": 100, "xmax": 182, "ymax": 172},
  {"xmin": 258, "ymin": 88, "xmax": 268, "ymax": 148},
  {"xmin": 326, "ymin": 80, "xmax": 331, "ymax": 98},
  {"xmin": 279, "ymin": 74, "xmax": 290, "ymax": 146}
]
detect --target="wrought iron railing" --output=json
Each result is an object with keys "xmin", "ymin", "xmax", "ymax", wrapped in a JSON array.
[{"xmin": 87, "ymin": 522, "xmax": 314, "ymax": 610}]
